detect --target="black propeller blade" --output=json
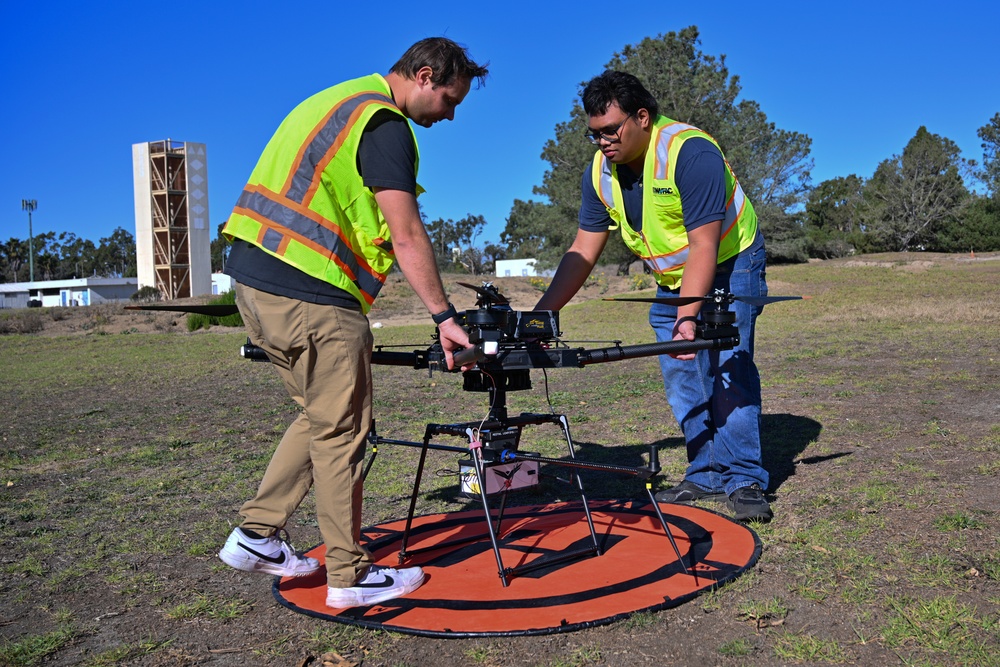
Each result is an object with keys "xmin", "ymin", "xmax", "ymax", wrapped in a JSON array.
[
  {"xmin": 604, "ymin": 294, "xmax": 806, "ymax": 307},
  {"xmin": 124, "ymin": 304, "xmax": 241, "ymax": 317},
  {"xmin": 457, "ymin": 282, "xmax": 510, "ymax": 305},
  {"xmin": 603, "ymin": 295, "xmax": 706, "ymax": 306}
]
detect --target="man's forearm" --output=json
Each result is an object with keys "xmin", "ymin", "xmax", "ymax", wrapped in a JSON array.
[
  {"xmin": 536, "ymin": 252, "xmax": 594, "ymax": 311},
  {"xmin": 535, "ymin": 229, "xmax": 609, "ymax": 311},
  {"xmin": 677, "ymin": 221, "xmax": 723, "ymax": 321},
  {"xmin": 374, "ymin": 188, "xmax": 451, "ymax": 316},
  {"xmin": 391, "ymin": 231, "xmax": 451, "ymax": 316}
]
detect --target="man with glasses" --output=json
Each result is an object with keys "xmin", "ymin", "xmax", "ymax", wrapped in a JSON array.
[
  {"xmin": 217, "ymin": 38, "xmax": 489, "ymax": 607},
  {"xmin": 535, "ymin": 71, "xmax": 772, "ymax": 522}
]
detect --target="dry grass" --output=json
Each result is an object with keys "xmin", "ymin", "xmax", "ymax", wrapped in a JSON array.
[{"xmin": 1, "ymin": 253, "xmax": 998, "ymax": 667}]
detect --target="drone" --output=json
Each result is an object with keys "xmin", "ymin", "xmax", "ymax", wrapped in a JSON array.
[
  {"xmin": 364, "ymin": 281, "xmax": 788, "ymax": 380},
  {"xmin": 354, "ymin": 281, "xmax": 801, "ymax": 585},
  {"xmin": 129, "ymin": 281, "xmax": 803, "ymax": 586}
]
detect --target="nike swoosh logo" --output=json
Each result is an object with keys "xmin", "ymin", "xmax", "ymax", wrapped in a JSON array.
[
  {"xmin": 358, "ymin": 574, "xmax": 395, "ymax": 589},
  {"xmin": 238, "ymin": 542, "xmax": 287, "ymax": 564}
]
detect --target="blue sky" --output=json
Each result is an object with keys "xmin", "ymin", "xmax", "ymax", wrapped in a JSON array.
[{"xmin": 2, "ymin": 1, "xmax": 998, "ymax": 248}]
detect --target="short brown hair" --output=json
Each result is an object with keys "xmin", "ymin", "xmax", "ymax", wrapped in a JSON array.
[{"xmin": 390, "ymin": 37, "xmax": 489, "ymax": 88}]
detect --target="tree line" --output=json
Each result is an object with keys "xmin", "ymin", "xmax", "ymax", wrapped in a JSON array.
[
  {"xmin": 0, "ymin": 227, "xmax": 137, "ymax": 283},
  {"xmin": 498, "ymin": 27, "xmax": 1000, "ymax": 272},
  {"xmin": 6, "ymin": 27, "xmax": 997, "ymax": 285}
]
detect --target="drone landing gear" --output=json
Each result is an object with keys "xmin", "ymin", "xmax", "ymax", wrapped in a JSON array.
[
  {"xmin": 409, "ymin": 412, "xmax": 599, "ymax": 587},
  {"xmin": 366, "ymin": 368, "xmax": 689, "ymax": 587}
]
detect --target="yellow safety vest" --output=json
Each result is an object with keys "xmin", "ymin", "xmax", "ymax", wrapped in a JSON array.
[
  {"xmin": 590, "ymin": 115, "xmax": 757, "ymax": 289},
  {"xmin": 223, "ymin": 73, "xmax": 420, "ymax": 312}
]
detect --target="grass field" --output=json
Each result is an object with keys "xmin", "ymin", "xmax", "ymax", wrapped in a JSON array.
[{"xmin": 1, "ymin": 253, "xmax": 998, "ymax": 666}]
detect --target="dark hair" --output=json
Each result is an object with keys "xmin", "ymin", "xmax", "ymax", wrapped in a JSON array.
[
  {"xmin": 390, "ymin": 37, "xmax": 489, "ymax": 88},
  {"xmin": 582, "ymin": 71, "xmax": 659, "ymax": 118}
]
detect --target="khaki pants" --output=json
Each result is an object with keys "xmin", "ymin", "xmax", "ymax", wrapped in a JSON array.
[{"xmin": 233, "ymin": 282, "xmax": 374, "ymax": 587}]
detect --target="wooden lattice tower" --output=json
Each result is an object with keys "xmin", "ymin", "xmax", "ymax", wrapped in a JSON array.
[{"xmin": 132, "ymin": 140, "xmax": 211, "ymax": 299}]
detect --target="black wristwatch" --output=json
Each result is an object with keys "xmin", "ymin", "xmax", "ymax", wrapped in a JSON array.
[{"xmin": 431, "ymin": 303, "xmax": 457, "ymax": 325}]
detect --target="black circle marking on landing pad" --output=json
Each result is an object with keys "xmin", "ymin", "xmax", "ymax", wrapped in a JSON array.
[{"xmin": 272, "ymin": 500, "xmax": 761, "ymax": 637}]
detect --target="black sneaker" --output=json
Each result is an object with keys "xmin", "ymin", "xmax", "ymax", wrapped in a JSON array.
[
  {"xmin": 727, "ymin": 484, "xmax": 773, "ymax": 522},
  {"xmin": 654, "ymin": 480, "xmax": 727, "ymax": 504}
]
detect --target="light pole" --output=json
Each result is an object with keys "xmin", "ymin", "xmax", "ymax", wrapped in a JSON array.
[{"xmin": 21, "ymin": 199, "xmax": 37, "ymax": 283}]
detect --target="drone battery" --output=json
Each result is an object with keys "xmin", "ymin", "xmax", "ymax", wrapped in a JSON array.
[{"xmin": 459, "ymin": 455, "xmax": 540, "ymax": 496}]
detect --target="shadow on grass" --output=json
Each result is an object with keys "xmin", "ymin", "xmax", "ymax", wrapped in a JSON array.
[
  {"xmin": 418, "ymin": 414, "xmax": 825, "ymax": 506},
  {"xmin": 760, "ymin": 413, "xmax": 826, "ymax": 491}
]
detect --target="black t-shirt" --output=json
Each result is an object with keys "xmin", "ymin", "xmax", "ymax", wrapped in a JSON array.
[
  {"xmin": 579, "ymin": 137, "xmax": 727, "ymax": 233},
  {"xmin": 225, "ymin": 110, "xmax": 416, "ymax": 307}
]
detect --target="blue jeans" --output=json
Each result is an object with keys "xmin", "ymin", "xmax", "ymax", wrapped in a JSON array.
[{"xmin": 648, "ymin": 233, "xmax": 768, "ymax": 495}]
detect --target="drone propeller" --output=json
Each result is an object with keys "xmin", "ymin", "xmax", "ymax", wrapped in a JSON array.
[
  {"xmin": 604, "ymin": 295, "xmax": 706, "ymax": 306},
  {"xmin": 457, "ymin": 281, "xmax": 510, "ymax": 306},
  {"xmin": 124, "ymin": 303, "xmax": 241, "ymax": 317},
  {"xmin": 604, "ymin": 294, "xmax": 806, "ymax": 307}
]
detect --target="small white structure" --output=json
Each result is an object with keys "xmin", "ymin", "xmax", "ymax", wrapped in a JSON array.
[
  {"xmin": 495, "ymin": 258, "xmax": 538, "ymax": 278},
  {"xmin": 211, "ymin": 273, "xmax": 233, "ymax": 295},
  {"xmin": 0, "ymin": 277, "xmax": 138, "ymax": 309}
]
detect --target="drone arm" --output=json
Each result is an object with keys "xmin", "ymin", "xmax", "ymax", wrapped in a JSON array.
[
  {"xmin": 578, "ymin": 335, "xmax": 738, "ymax": 365},
  {"xmin": 452, "ymin": 344, "xmax": 487, "ymax": 367},
  {"xmin": 370, "ymin": 350, "xmax": 426, "ymax": 368}
]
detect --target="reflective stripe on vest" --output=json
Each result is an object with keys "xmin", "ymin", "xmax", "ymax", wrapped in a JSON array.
[
  {"xmin": 283, "ymin": 91, "xmax": 395, "ymax": 205},
  {"xmin": 651, "ymin": 121, "xmax": 748, "ymax": 244},
  {"xmin": 593, "ymin": 116, "xmax": 756, "ymax": 288},
  {"xmin": 232, "ymin": 185, "xmax": 384, "ymax": 300},
  {"xmin": 224, "ymin": 74, "xmax": 416, "ymax": 311}
]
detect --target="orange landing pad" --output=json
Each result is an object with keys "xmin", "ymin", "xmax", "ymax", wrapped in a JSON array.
[{"xmin": 273, "ymin": 500, "xmax": 760, "ymax": 637}]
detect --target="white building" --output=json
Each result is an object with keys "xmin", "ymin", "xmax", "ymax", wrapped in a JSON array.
[
  {"xmin": 211, "ymin": 272, "xmax": 233, "ymax": 295},
  {"xmin": 0, "ymin": 277, "xmax": 138, "ymax": 309},
  {"xmin": 495, "ymin": 258, "xmax": 538, "ymax": 277},
  {"xmin": 132, "ymin": 139, "xmax": 212, "ymax": 299}
]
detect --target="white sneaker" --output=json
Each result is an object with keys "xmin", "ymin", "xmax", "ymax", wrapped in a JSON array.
[
  {"xmin": 325, "ymin": 565, "xmax": 426, "ymax": 608},
  {"xmin": 218, "ymin": 527, "xmax": 320, "ymax": 577}
]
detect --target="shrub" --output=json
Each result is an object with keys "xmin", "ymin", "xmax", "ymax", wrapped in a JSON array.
[
  {"xmin": 186, "ymin": 291, "xmax": 243, "ymax": 331},
  {"xmin": 528, "ymin": 277, "xmax": 549, "ymax": 292},
  {"xmin": 0, "ymin": 311, "xmax": 45, "ymax": 335},
  {"xmin": 131, "ymin": 286, "xmax": 162, "ymax": 302},
  {"xmin": 628, "ymin": 274, "xmax": 654, "ymax": 291},
  {"xmin": 584, "ymin": 271, "xmax": 610, "ymax": 294}
]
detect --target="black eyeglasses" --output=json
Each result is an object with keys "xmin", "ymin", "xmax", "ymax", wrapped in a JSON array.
[{"xmin": 584, "ymin": 115, "xmax": 633, "ymax": 145}]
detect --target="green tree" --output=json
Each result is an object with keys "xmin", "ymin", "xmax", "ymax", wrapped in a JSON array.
[
  {"xmin": 977, "ymin": 112, "xmax": 1000, "ymax": 198},
  {"xmin": 32, "ymin": 231, "xmax": 60, "ymax": 281},
  {"xmin": 94, "ymin": 227, "xmax": 137, "ymax": 277},
  {"xmin": 211, "ymin": 221, "xmax": 231, "ymax": 272},
  {"xmin": 1, "ymin": 237, "xmax": 28, "ymax": 282},
  {"xmin": 55, "ymin": 232, "xmax": 99, "ymax": 278},
  {"xmin": 502, "ymin": 26, "xmax": 813, "ymax": 270},
  {"xmin": 804, "ymin": 175, "xmax": 866, "ymax": 258},
  {"xmin": 861, "ymin": 126, "xmax": 970, "ymax": 251},
  {"xmin": 933, "ymin": 195, "xmax": 1000, "ymax": 252},
  {"xmin": 425, "ymin": 213, "xmax": 487, "ymax": 271},
  {"xmin": 480, "ymin": 241, "xmax": 507, "ymax": 273},
  {"xmin": 756, "ymin": 204, "xmax": 808, "ymax": 263},
  {"xmin": 0, "ymin": 230, "xmax": 132, "ymax": 282},
  {"xmin": 499, "ymin": 199, "xmax": 578, "ymax": 268}
]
